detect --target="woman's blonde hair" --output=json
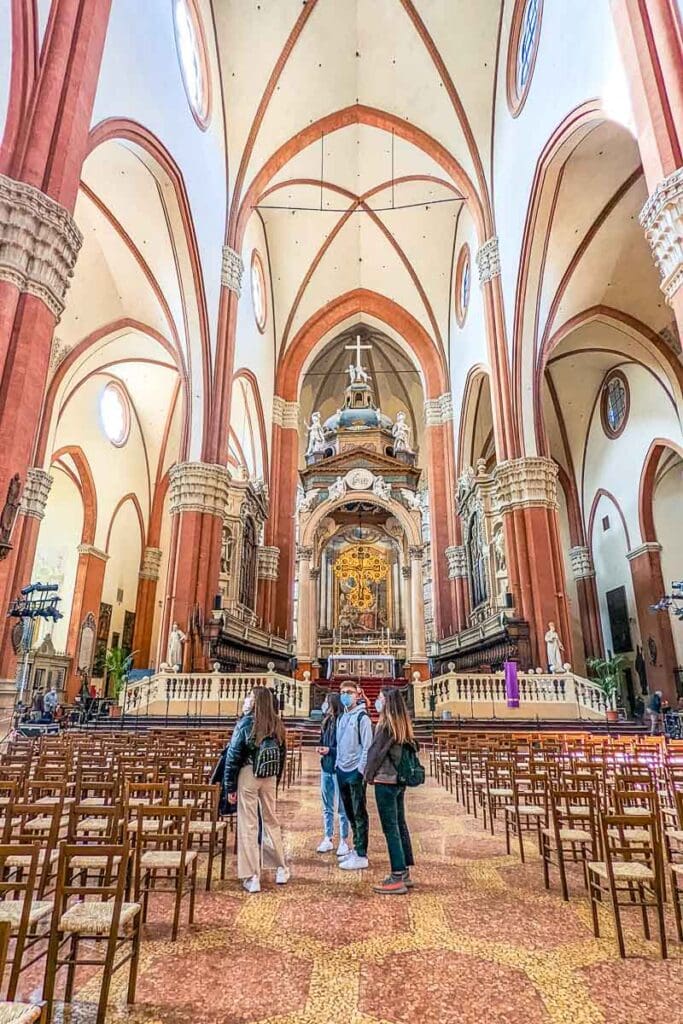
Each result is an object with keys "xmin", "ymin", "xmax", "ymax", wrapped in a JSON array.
[
  {"xmin": 379, "ymin": 687, "xmax": 414, "ymax": 745},
  {"xmin": 250, "ymin": 686, "xmax": 286, "ymax": 746}
]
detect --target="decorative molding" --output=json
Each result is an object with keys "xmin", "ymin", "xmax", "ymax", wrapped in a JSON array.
[
  {"xmin": 569, "ymin": 545, "xmax": 595, "ymax": 580},
  {"xmin": 220, "ymin": 245, "xmax": 244, "ymax": 296},
  {"xmin": 169, "ymin": 462, "xmax": 231, "ymax": 518},
  {"xmin": 272, "ymin": 395, "xmax": 299, "ymax": 430},
  {"xmin": 139, "ymin": 546, "xmax": 163, "ymax": 581},
  {"xmin": 639, "ymin": 167, "xmax": 683, "ymax": 302},
  {"xmin": 0, "ymin": 172, "xmax": 82, "ymax": 320},
  {"xmin": 296, "ymin": 545, "xmax": 313, "ymax": 564},
  {"xmin": 258, "ymin": 546, "xmax": 280, "ymax": 581},
  {"xmin": 401, "ymin": 565, "xmax": 412, "ymax": 580},
  {"xmin": 424, "ymin": 392, "xmax": 454, "ymax": 426},
  {"xmin": 626, "ymin": 542, "xmax": 663, "ymax": 562},
  {"xmin": 475, "ymin": 236, "xmax": 501, "ymax": 284},
  {"xmin": 77, "ymin": 544, "xmax": 108, "ymax": 562},
  {"xmin": 494, "ymin": 457, "xmax": 558, "ymax": 511},
  {"xmin": 49, "ymin": 335, "xmax": 71, "ymax": 374},
  {"xmin": 309, "ymin": 566, "xmax": 321, "ymax": 580},
  {"xmin": 19, "ymin": 468, "xmax": 53, "ymax": 520},
  {"xmin": 445, "ymin": 545, "xmax": 468, "ymax": 580},
  {"xmin": 409, "ymin": 545, "xmax": 424, "ymax": 562}
]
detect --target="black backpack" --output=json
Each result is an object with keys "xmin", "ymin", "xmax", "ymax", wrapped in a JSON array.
[
  {"xmin": 252, "ymin": 736, "xmax": 282, "ymax": 778},
  {"xmin": 389, "ymin": 742, "xmax": 425, "ymax": 788}
]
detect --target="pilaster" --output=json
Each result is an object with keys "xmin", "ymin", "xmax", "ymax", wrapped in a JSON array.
[
  {"xmin": 569, "ymin": 545, "xmax": 595, "ymax": 580},
  {"xmin": 258, "ymin": 546, "xmax": 280, "ymax": 581},
  {"xmin": 220, "ymin": 246, "xmax": 244, "ymax": 296},
  {"xmin": 169, "ymin": 462, "xmax": 231, "ymax": 518},
  {"xmin": 445, "ymin": 545, "xmax": 468, "ymax": 580},
  {"xmin": 640, "ymin": 168, "xmax": 683, "ymax": 303}
]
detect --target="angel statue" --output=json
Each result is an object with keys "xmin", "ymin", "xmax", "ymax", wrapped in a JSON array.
[
  {"xmin": 372, "ymin": 475, "xmax": 391, "ymax": 500},
  {"xmin": 391, "ymin": 411, "xmax": 412, "ymax": 453},
  {"xmin": 329, "ymin": 476, "xmax": 347, "ymax": 501},
  {"xmin": 304, "ymin": 411, "xmax": 326, "ymax": 456}
]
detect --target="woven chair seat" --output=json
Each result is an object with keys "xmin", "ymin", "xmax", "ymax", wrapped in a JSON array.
[
  {"xmin": 76, "ymin": 817, "xmax": 111, "ymax": 834},
  {"xmin": 126, "ymin": 818, "xmax": 173, "ymax": 833},
  {"xmin": 58, "ymin": 900, "xmax": 140, "ymax": 936},
  {"xmin": 607, "ymin": 827, "xmax": 651, "ymax": 843},
  {"xmin": 487, "ymin": 788, "xmax": 513, "ymax": 797},
  {"xmin": 79, "ymin": 797, "xmax": 108, "ymax": 807},
  {"xmin": 70, "ymin": 855, "xmax": 122, "ymax": 869},
  {"xmin": 622, "ymin": 806, "xmax": 649, "ymax": 816},
  {"xmin": 588, "ymin": 860, "xmax": 654, "ymax": 881},
  {"xmin": 19, "ymin": 817, "xmax": 54, "ymax": 833},
  {"xmin": 671, "ymin": 863, "xmax": 683, "ymax": 876},
  {"xmin": 666, "ymin": 828, "xmax": 683, "ymax": 844},
  {"xmin": 36, "ymin": 797, "xmax": 74, "ymax": 806},
  {"xmin": 542, "ymin": 827, "xmax": 592, "ymax": 843},
  {"xmin": 140, "ymin": 850, "xmax": 197, "ymax": 870},
  {"xmin": 0, "ymin": 900, "xmax": 52, "ymax": 927},
  {"xmin": 189, "ymin": 820, "xmax": 226, "ymax": 834},
  {"xmin": 0, "ymin": 1001, "xmax": 43, "ymax": 1023},
  {"xmin": 505, "ymin": 804, "xmax": 545, "ymax": 816},
  {"xmin": 6, "ymin": 850, "xmax": 58, "ymax": 868}
]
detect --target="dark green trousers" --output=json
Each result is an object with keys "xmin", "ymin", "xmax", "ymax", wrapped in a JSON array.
[{"xmin": 375, "ymin": 783, "xmax": 414, "ymax": 874}]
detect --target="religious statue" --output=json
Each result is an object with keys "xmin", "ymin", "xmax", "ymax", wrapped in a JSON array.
[
  {"xmin": 167, "ymin": 622, "xmax": 186, "ymax": 670},
  {"xmin": 391, "ymin": 411, "xmax": 412, "ymax": 453},
  {"xmin": 402, "ymin": 489, "xmax": 422, "ymax": 512},
  {"xmin": 296, "ymin": 486, "xmax": 319, "ymax": 514},
  {"xmin": 328, "ymin": 476, "xmax": 347, "ymax": 501},
  {"xmin": 347, "ymin": 362, "xmax": 369, "ymax": 386},
  {"xmin": 372, "ymin": 475, "xmax": 391, "ymax": 500},
  {"xmin": 0, "ymin": 473, "xmax": 22, "ymax": 559},
  {"xmin": 493, "ymin": 526, "xmax": 507, "ymax": 573},
  {"xmin": 545, "ymin": 622, "xmax": 565, "ymax": 673},
  {"xmin": 304, "ymin": 411, "xmax": 326, "ymax": 456}
]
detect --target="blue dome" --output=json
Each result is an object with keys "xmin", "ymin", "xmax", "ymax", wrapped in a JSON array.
[{"xmin": 323, "ymin": 407, "xmax": 392, "ymax": 432}]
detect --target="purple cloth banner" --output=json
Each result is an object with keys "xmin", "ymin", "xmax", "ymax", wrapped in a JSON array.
[{"xmin": 505, "ymin": 661, "xmax": 519, "ymax": 708}]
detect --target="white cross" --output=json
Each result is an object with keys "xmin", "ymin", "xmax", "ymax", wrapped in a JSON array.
[{"xmin": 345, "ymin": 334, "xmax": 372, "ymax": 373}]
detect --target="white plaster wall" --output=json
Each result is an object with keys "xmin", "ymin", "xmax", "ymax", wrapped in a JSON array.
[
  {"xmin": 101, "ymin": 501, "xmax": 143, "ymax": 654},
  {"xmin": 557, "ymin": 485, "xmax": 585, "ymax": 675},
  {"xmin": 591, "ymin": 494, "xmax": 640, "ymax": 664},
  {"xmin": 653, "ymin": 457, "xmax": 683, "ymax": 665},
  {"xmin": 150, "ymin": 491, "xmax": 173, "ymax": 671},
  {"xmin": 32, "ymin": 470, "xmax": 84, "ymax": 653},
  {"xmin": 0, "ymin": 1, "xmax": 11, "ymax": 146}
]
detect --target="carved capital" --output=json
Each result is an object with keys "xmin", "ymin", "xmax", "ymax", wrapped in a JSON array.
[
  {"xmin": 476, "ymin": 236, "xmax": 501, "ymax": 284},
  {"xmin": 77, "ymin": 544, "xmax": 108, "ymax": 562},
  {"xmin": 0, "ymin": 173, "xmax": 82, "ymax": 320},
  {"xmin": 401, "ymin": 565, "xmax": 412, "ymax": 580},
  {"xmin": 169, "ymin": 462, "xmax": 231, "ymax": 518},
  {"xmin": 272, "ymin": 396, "xmax": 299, "ymax": 430},
  {"xmin": 296, "ymin": 545, "xmax": 313, "ymax": 564},
  {"xmin": 309, "ymin": 566, "xmax": 321, "ymax": 580},
  {"xmin": 139, "ymin": 546, "xmax": 163, "ymax": 581},
  {"xmin": 19, "ymin": 468, "xmax": 53, "ymax": 520},
  {"xmin": 445, "ymin": 544, "xmax": 468, "ymax": 580},
  {"xmin": 424, "ymin": 392, "xmax": 454, "ymax": 426},
  {"xmin": 640, "ymin": 168, "xmax": 683, "ymax": 302},
  {"xmin": 494, "ymin": 457, "xmax": 558, "ymax": 511},
  {"xmin": 221, "ymin": 245, "xmax": 244, "ymax": 296},
  {"xmin": 626, "ymin": 542, "xmax": 663, "ymax": 562},
  {"xmin": 409, "ymin": 545, "xmax": 424, "ymax": 562},
  {"xmin": 258, "ymin": 545, "xmax": 280, "ymax": 580},
  {"xmin": 569, "ymin": 545, "xmax": 595, "ymax": 580}
]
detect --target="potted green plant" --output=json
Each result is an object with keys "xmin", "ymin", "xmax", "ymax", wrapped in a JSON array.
[
  {"xmin": 586, "ymin": 654, "xmax": 625, "ymax": 723},
  {"xmin": 104, "ymin": 646, "xmax": 137, "ymax": 700}
]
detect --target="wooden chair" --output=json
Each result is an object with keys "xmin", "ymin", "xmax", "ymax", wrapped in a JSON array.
[
  {"xmin": 0, "ymin": 844, "xmax": 52, "ymax": 999},
  {"xmin": 503, "ymin": 769, "xmax": 549, "ymax": 863},
  {"xmin": 42, "ymin": 843, "xmax": 141, "ymax": 1024},
  {"xmin": 481, "ymin": 757, "xmax": 514, "ymax": 835},
  {"xmin": 541, "ymin": 787, "xmax": 599, "ymax": 900},
  {"xmin": 180, "ymin": 782, "xmax": 229, "ymax": 891},
  {"xmin": 587, "ymin": 813, "xmax": 667, "ymax": 959},
  {"xmin": 0, "ymin": 920, "xmax": 47, "ymax": 1023},
  {"xmin": 2, "ymin": 803, "xmax": 62, "ymax": 899},
  {"xmin": 132, "ymin": 806, "xmax": 197, "ymax": 941}
]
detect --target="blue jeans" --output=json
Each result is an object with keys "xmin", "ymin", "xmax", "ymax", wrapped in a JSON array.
[{"xmin": 321, "ymin": 770, "xmax": 349, "ymax": 839}]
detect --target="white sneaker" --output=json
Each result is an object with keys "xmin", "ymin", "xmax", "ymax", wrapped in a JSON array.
[
  {"xmin": 338, "ymin": 853, "xmax": 369, "ymax": 871},
  {"xmin": 275, "ymin": 866, "xmax": 290, "ymax": 885},
  {"xmin": 317, "ymin": 837, "xmax": 334, "ymax": 853},
  {"xmin": 336, "ymin": 840, "xmax": 350, "ymax": 858},
  {"xmin": 243, "ymin": 875, "xmax": 260, "ymax": 894}
]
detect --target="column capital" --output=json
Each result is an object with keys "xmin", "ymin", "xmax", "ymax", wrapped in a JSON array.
[
  {"xmin": 296, "ymin": 545, "xmax": 313, "ymax": 564},
  {"xmin": 626, "ymin": 541, "xmax": 663, "ymax": 561},
  {"xmin": 19, "ymin": 468, "xmax": 53, "ymax": 520},
  {"xmin": 409, "ymin": 545, "xmax": 425, "ymax": 561},
  {"xmin": 445, "ymin": 544, "xmax": 468, "ymax": 580},
  {"xmin": 494, "ymin": 457, "xmax": 558, "ymax": 511},
  {"xmin": 424, "ymin": 392, "xmax": 453, "ymax": 426},
  {"xmin": 640, "ymin": 167, "xmax": 683, "ymax": 303},
  {"xmin": 139, "ymin": 546, "xmax": 163, "ymax": 581},
  {"xmin": 401, "ymin": 565, "xmax": 412, "ymax": 580},
  {"xmin": 309, "ymin": 566, "xmax": 321, "ymax": 580},
  {"xmin": 258, "ymin": 546, "xmax": 280, "ymax": 580},
  {"xmin": 169, "ymin": 461, "xmax": 231, "ymax": 517},
  {"xmin": 221, "ymin": 245, "xmax": 244, "ymax": 296},
  {"xmin": 476, "ymin": 236, "xmax": 501, "ymax": 284},
  {"xmin": 272, "ymin": 396, "xmax": 299, "ymax": 429},
  {"xmin": 0, "ymin": 172, "xmax": 82, "ymax": 320},
  {"xmin": 77, "ymin": 543, "xmax": 108, "ymax": 562},
  {"xmin": 569, "ymin": 545, "xmax": 595, "ymax": 580}
]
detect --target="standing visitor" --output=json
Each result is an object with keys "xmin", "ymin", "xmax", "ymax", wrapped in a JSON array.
[
  {"xmin": 365, "ymin": 688, "xmax": 417, "ymax": 895},
  {"xmin": 44, "ymin": 685, "xmax": 58, "ymax": 719},
  {"xmin": 648, "ymin": 689, "xmax": 663, "ymax": 735},
  {"xmin": 336, "ymin": 681, "xmax": 373, "ymax": 871},
  {"xmin": 316, "ymin": 692, "xmax": 350, "ymax": 856},
  {"xmin": 223, "ymin": 686, "xmax": 289, "ymax": 893}
]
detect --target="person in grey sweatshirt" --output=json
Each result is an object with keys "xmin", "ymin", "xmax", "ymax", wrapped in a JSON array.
[{"xmin": 335, "ymin": 680, "xmax": 373, "ymax": 870}]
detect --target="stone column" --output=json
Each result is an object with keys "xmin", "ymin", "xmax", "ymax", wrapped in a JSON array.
[
  {"xmin": 476, "ymin": 237, "xmax": 518, "ymax": 461},
  {"xmin": 401, "ymin": 564, "xmax": 413, "ymax": 664},
  {"xmin": 256, "ymin": 545, "xmax": 280, "ymax": 629},
  {"xmin": 65, "ymin": 544, "xmax": 109, "ymax": 700},
  {"xmin": 424, "ymin": 392, "xmax": 457, "ymax": 635},
  {"xmin": 266, "ymin": 396, "xmax": 299, "ymax": 635},
  {"xmin": 627, "ymin": 541, "xmax": 677, "ymax": 701},
  {"xmin": 295, "ymin": 546, "xmax": 314, "ymax": 671},
  {"xmin": 494, "ymin": 456, "xmax": 572, "ymax": 668},
  {"xmin": 132, "ymin": 547, "xmax": 162, "ymax": 671},
  {"xmin": 445, "ymin": 542, "xmax": 470, "ymax": 633},
  {"xmin": 569, "ymin": 545, "xmax": 603, "ymax": 663},
  {"xmin": 409, "ymin": 546, "xmax": 427, "ymax": 671}
]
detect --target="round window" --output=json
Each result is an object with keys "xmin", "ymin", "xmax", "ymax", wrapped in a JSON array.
[
  {"xmin": 251, "ymin": 250, "xmax": 267, "ymax": 332},
  {"xmin": 455, "ymin": 244, "xmax": 471, "ymax": 327},
  {"xmin": 100, "ymin": 382, "xmax": 130, "ymax": 447},
  {"xmin": 173, "ymin": 0, "xmax": 210, "ymax": 129},
  {"xmin": 507, "ymin": 0, "xmax": 542, "ymax": 116},
  {"xmin": 601, "ymin": 371, "xmax": 630, "ymax": 439}
]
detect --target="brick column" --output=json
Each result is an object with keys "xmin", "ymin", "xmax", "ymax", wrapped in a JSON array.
[
  {"xmin": 267, "ymin": 397, "xmax": 300, "ymax": 636},
  {"xmin": 256, "ymin": 546, "xmax": 280, "ymax": 628},
  {"xmin": 295, "ymin": 545, "xmax": 314, "ymax": 673},
  {"xmin": 627, "ymin": 541, "xmax": 677, "ymax": 701},
  {"xmin": 445, "ymin": 542, "xmax": 470, "ymax": 632},
  {"xmin": 132, "ymin": 547, "xmax": 162, "ymax": 670},
  {"xmin": 408, "ymin": 545, "xmax": 428, "ymax": 674},
  {"xmin": 424, "ymin": 393, "xmax": 457, "ymax": 636},
  {"xmin": 569, "ymin": 545, "xmax": 604, "ymax": 663},
  {"xmin": 65, "ymin": 544, "xmax": 108, "ymax": 700}
]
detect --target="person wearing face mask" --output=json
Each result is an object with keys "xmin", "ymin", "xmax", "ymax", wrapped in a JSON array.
[
  {"xmin": 335, "ymin": 680, "xmax": 373, "ymax": 870},
  {"xmin": 316, "ymin": 693, "xmax": 350, "ymax": 856},
  {"xmin": 364, "ymin": 687, "xmax": 417, "ymax": 894}
]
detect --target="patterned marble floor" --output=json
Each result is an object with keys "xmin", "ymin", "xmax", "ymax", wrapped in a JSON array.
[{"xmin": 17, "ymin": 753, "xmax": 683, "ymax": 1023}]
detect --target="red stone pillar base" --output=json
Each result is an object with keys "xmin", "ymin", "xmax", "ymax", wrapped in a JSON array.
[
  {"xmin": 66, "ymin": 544, "xmax": 108, "ymax": 700},
  {"xmin": 627, "ymin": 542, "xmax": 677, "ymax": 702}
]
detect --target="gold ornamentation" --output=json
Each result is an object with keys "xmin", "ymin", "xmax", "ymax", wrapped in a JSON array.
[{"xmin": 333, "ymin": 544, "xmax": 388, "ymax": 610}]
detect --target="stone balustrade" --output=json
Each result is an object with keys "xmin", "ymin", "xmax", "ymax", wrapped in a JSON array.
[{"xmin": 120, "ymin": 671, "xmax": 308, "ymax": 717}]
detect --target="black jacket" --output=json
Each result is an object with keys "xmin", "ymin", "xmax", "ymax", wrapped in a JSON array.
[
  {"xmin": 222, "ymin": 713, "xmax": 286, "ymax": 795},
  {"xmin": 319, "ymin": 715, "xmax": 338, "ymax": 773},
  {"xmin": 364, "ymin": 724, "xmax": 405, "ymax": 784}
]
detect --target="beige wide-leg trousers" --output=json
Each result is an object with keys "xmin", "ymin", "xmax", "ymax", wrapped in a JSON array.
[{"xmin": 236, "ymin": 764, "xmax": 287, "ymax": 879}]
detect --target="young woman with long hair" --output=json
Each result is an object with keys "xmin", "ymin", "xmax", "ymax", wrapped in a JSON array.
[
  {"xmin": 223, "ymin": 686, "xmax": 289, "ymax": 893},
  {"xmin": 364, "ymin": 686, "xmax": 417, "ymax": 894},
  {"xmin": 316, "ymin": 692, "xmax": 350, "ymax": 856}
]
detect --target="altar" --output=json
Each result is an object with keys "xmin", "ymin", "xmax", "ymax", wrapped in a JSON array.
[{"xmin": 326, "ymin": 653, "xmax": 396, "ymax": 680}]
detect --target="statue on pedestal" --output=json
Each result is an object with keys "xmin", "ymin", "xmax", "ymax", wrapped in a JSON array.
[
  {"xmin": 167, "ymin": 622, "xmax": 186, "ymax": 670},
  {"xmin": 304, "ymin": 411, "xmax": 326, "ymax": 456},
  {"xmin": 544, "ymin": 621, "xmax": 565, "ymax": 673},
  {"xmin": 391, "ymin": 411, "xmax": 412, "ymax": 453}
]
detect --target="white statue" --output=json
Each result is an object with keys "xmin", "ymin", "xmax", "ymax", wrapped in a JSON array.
[
  {"xmin": 167, "ymin": 622, "xmax": 186, "ymax": 670},
  {"xmin": 304, "ymin": 411, "xmax": 326, "ymax": 456},
  {"xmin": 545, "ymin": 621, "xmax": 565, "ymax": 673},
  {"xmin": 329, "ymin": 476, "xmax": 347, "ymax": 501},
  {"xmin": 392, "ymin": 411, "xmax": 412, "ymax": 453},
  {"xmin": 296, "ymin": 486, "xmax": 319, "ymax": 514},
  {"xmin": 493, "ymin": 526, "xmax": 507, "ymax": 573},
  {"xmin": 372, "ymin": 475, "xmax": 391, "ymax": 500},
  {"xmin": 402, "ymin": 489, "xmax": 422, "ymax": 512}
]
